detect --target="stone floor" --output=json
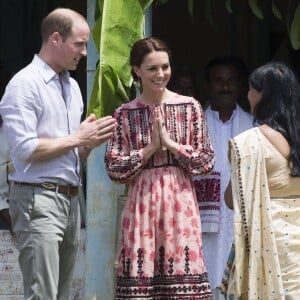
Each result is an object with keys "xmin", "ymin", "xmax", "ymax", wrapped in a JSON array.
[{"xmin": 0, "ymin": 230, "xmax": 86, "ymax": 300}]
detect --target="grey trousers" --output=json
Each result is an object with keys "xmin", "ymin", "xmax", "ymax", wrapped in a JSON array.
[{"xmin": 9, "ymin": 183, "xmax": 81, "ymax": 300}]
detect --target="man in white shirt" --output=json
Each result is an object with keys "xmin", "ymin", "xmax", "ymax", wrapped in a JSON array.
[
  {"xmin": 0, "ymin": 8, "xmax": 116, "ymax": 299},
  {"xmin": 193, "ymin": 56, "xmax": 254, "ymax": 300}
]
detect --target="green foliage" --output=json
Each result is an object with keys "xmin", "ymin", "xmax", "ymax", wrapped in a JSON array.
[
  {"xmin": 88, "ymin": 0, "xmax": 153, "ymax": 118},
  {"xmin": 271, "ymin": 0, "xmax": 282, "ymax": 20},
  {"xmin": 248, "ymin": 0, "xmax": 264, "ymax": 20},
  {"xmin": 289, "ymin": 3, "xmax": 300, "ymax": 49},
  {"xmin": 188, "ymin": 0, "xmax": 194, "ymax": 20},
  {"xmin": 89, "ymin": 0, "xmax": 300, "ymax": 119},
  {"xmin": 204, "ymin": 0, "xmax": 217, "ymax": 30},
  {"xmin": 225, "ymin": 0, "xmax": 233, "ymax": 14},
  {"xmin": 154, "ymin": 0, "xmax": 300, "ymax": 50}
]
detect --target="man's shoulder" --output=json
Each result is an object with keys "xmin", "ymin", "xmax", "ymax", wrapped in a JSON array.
[
  {"xmin": 8, "ymin": 63, "xmax": 39, "ymax": 84},
  {"xmin": 235, "ymin": 105, "xmax": 254, "ymax": 123},
  {"xmin": 236, "ymin": 104, "xmax": 253, "ymax": 116}
]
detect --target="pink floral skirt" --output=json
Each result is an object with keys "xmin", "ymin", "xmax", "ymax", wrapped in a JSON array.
[{"xmin": 115, "ymin": 167, "xmax": 212, "ymax": 299}]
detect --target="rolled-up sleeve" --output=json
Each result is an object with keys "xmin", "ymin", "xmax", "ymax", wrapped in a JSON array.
[{"xmin": 0, "ymin": 78, "xmax": 40, "ymax": 162}]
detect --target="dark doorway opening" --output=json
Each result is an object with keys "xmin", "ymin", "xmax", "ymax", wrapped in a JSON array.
[
  {"xmin": 0, "ymin": 0, "xmax": 87, "ymax": 99},
  {"xmin": 152, "ymin": 0, "xmax": 300, "ymax": 102}
]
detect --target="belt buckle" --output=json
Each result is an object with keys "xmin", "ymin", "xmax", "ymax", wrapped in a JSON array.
[
  {"xmin": 67, "ymin": 185, "xmax": 71, "ymax": 197},
  {"xmin": 41, "ymin": 182, "xmax": 57, "ymax": 191}
]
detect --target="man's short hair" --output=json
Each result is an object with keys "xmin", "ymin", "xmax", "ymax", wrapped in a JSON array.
[
  {"xmin": 40, "ymin": 8, "xmax": 85, "ymax": 43},
  {"xmin": 205, "ymin": 55, "xmax": 249, "ymax": 81}
]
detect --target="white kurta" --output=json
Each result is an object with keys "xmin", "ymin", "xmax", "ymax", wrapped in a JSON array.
[{"xmin": 194, "ymin": 105, "xmax": 254, "ymax": 292}]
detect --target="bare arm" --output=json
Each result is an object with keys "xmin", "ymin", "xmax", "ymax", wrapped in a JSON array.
[
  {"xmin": 225, "ymin": 125, "xmax": 290, "ymax": 210},
  {"xmin": 259, "ymin": 124, "xmax": 290, "ymax": 158},
  {"xmin": 225, "ymin": 138, "xmax": 234, "ymax": 209},
  {"xmin": 225, "ymin": 181, "xmax": 233, "ymax": 209},
  {"xmin": 28, "ymin": 114, "xmax": 116, "ymax": 162}
]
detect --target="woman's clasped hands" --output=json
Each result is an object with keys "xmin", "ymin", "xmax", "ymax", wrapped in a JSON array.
[{"xmin": 142, "ymin": 105, "xmax": 178, "ymax": 160}]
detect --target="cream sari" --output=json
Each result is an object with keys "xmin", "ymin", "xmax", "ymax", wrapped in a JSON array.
[{"xmin": 223, "ymin": 128, "xmax": 300, "ymax": 300}]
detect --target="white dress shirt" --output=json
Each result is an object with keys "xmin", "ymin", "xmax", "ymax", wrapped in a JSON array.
[
  {"xmin": 0, "ymin": 55, "xmax": 83, "ymax": 185},
  {"xmin": 194, "ymin": 105, "xmax": 254, "ymax": 289}
]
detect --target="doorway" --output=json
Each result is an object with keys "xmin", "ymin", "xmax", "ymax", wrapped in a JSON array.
[
  {"xmin": 0, "ymin": 0, "xmax": 87, "ymax": 99},
  {"xmin": 152, "ymin": 0, "xmax": 300, "ymax": 102}
]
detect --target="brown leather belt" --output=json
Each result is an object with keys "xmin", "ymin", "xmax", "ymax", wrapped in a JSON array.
[{"xmin": 12, "ymin": 181, "xmax": 78, "ymax": 197}]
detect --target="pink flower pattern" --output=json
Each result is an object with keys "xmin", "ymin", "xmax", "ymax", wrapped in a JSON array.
[{"xmin": 105, "ymin": 95, "xmax": 215, "ymax": 299}]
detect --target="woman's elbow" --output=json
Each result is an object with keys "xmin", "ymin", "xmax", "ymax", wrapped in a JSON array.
[{"xmin": 224, "ymin": 182, "xmax": 234, "ymax": 209}]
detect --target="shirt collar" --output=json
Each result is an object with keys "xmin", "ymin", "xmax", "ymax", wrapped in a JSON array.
[
  {"xmin": 210, "ymin": 105, "xmax": 238, "ymax": 124},
  {"xmin": 32, "ymin": 54, "xmax": 70, "ymax": 83}
]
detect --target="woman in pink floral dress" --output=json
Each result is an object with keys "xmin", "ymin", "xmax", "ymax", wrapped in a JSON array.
[{"xmin": 105, "ymin": 37, "xmax": 214, "ymax": 299}]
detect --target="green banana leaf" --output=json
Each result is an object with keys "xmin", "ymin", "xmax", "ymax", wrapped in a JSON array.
[
  {"xmin": 271, "ymin": 0, "xmax": 282, "ymax": 20},
  {"xmin": 87, "ymin": 0, "xmax": 153, "ymax": 118},
  {"xmin": 289, "ymin": 3, "xmax": 300, "ymax": 50},
  {"xmin": 248, "ymin": 0, "xmax": 264, "ymax": 20},
  {"xmin": 204, "ymin": 0, "xmax": 217, "ymax": 30},
  {"xmin": 225, "ymin": 0, "xmax": 233, "ymax": 14},
  {"xmin": 188, "ymin": 0, "xmax": 194, "ymax": 20}
]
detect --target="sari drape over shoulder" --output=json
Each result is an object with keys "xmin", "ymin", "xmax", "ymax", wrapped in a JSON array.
[{"xmin": 225, "ymin": 128, "xmax": 293, "ymax": 299}]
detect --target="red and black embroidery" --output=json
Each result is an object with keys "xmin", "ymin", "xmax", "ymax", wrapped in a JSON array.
[{"xmin": 116, "ymin": 247, "xmax": 212, "ymax": 299}]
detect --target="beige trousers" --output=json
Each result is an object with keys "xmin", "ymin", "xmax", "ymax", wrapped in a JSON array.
[{"xmin": 9, "ymin": 183, "xmax": 80, "ymax": 300}]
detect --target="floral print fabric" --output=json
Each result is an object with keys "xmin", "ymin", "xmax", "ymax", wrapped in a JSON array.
[{"xmin": 105, "ymin": 95, "xmax": 214, "ymax": 299}]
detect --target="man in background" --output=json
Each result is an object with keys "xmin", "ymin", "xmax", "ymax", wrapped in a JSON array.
[
  {"xmin": 167, "ymin": 65, "xmax": 199, "ymax": 100},
  {"xmin": 193, "ymin": 56, "xmax": 254, "ymax": 300}
]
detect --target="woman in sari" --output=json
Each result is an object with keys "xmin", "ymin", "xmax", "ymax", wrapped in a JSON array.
[{"xmin": 224, "ymin": 62, "xmax": 300, "ymax": 299}]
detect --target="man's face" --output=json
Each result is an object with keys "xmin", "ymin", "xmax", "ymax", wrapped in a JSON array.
[
  {"xmin": 207, "ymin": 65, "xmax": 242, "ymax": 111},
  {"xmin": 56, "ymin": 20, "xmax": 90, "ymax": 72},
  {"xmin": 171, "ymin": 74, "xmax": 197, "ymax": 97}
]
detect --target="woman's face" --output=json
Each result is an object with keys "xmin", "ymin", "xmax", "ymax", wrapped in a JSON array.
[
  {"xmin": 133, "ymin": 50, "xmax": 171, "ymax": 93},
  {"xmin": 248, "ymin": 85, "xmax": 262, "ymax": 113}
]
